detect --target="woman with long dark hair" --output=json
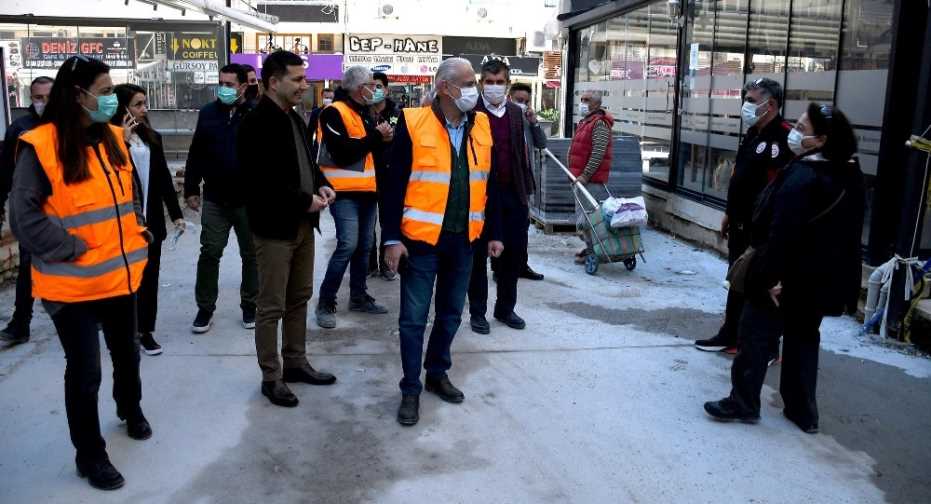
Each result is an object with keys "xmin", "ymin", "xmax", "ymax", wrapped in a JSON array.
[
  {"xmin": 704, "ymin": 103, "xmax": 865, "ymax": 434},
  {"xmin": 9, "ymin": 55, "xmax": 153, "ymax": 490},
  {"xmin": 112, "ymin": 84, "xmax": 184, "ymax": 356}
]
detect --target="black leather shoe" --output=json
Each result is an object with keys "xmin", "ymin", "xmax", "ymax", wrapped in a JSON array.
[
  {"xmin": 704, "ymin": 398, "xmax": 760, "ymax": 424},
  {"xmin": 283, "ymin": 364, "xmax": 337, "ymax": 385},
  {"xmin": 470, "ymin": 315, "xmax": 490, "ymax": 334},
  {"xmin": 784, "ymin": 409, "xmax": 819, "ymax": 434},
  {"xmin": 117, "ymin": 407, "xmax": 152, "ymax": 440},
  {"xmin": 425, "ymin": 375, "xmax": 465, "ymax": 404},
  {"xmin": 520, "ymin": 266, "xmax": 545, "ymax": 281},
  {"xmin": 0, "ymin": 318, "xmax": 30, "ymax": 345},
  {"xmin": 261, "ymin": 380, "xmax": 299, "ymax": 407},
  {"xmin": 495, "ymin": 312, "xmax": 526, "ymax": 330},
  {"xmin": 76, "ymin": 456, "xmax": 125, "ymax": 491},
  {"xmin": 397, "ymin": 394, "xmax": 420, "ymax": 426}
]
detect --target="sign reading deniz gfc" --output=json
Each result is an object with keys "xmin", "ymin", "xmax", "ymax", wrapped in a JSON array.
[
  {"xmin": 22, "ymin": 37, "xmax": 134, "ymax": 69},
  {"xmin": 345, "ymin": 34, "xmax": 442, "ymax": 76}
]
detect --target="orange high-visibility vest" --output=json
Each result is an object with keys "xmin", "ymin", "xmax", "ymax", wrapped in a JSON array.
[
  {"xmin": 316, "ymin": 100, "xmax": 376, "ymax": 192},
  {"xmin": 401, "ymin": 107, "xmax": 492, "ymax": 245},
  {"xmin": 19, "ymin": 123, "xmax": 149, "ymax": 303}
]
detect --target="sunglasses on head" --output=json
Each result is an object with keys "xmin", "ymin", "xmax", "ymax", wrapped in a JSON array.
[{"xmin": 70, "ymin": 54, "xmax": 90, "ymax": 72}]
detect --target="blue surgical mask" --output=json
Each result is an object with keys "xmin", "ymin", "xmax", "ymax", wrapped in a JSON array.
[
  {"xmin": 80, "ymin": 89, "xmax": 118, "ymax": 123},
  {"xmin": 371, "ymin": 88, "xmax": 386, "ymax": 104},
  {"xmin": 217, "ymin": 86, "xmax": 239, "ymax": 105},
  {"xmin": 787, "ymin": 128, "xmax": 816, "ymax": 156},
  {"xmin": 742, "ymin": 101, "xmax": 766, "ymax": 128}
]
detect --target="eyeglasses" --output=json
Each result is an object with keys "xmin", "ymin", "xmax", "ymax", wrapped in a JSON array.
[{"xmin": 70, "ymin": 54, "xmax": 90, "ymax": 72}]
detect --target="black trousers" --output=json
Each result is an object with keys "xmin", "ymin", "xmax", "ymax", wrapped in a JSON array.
[
  {"xmin": 47, "ymin": 295, "xmax": 142, "ymax": 462},
  {"xmin": 12, "ymin": 244, "xmax": 35, "ymax": 323},
  {"xmin": 468, "ymin": 189, "xmax": 529, "ymax": 318},
  {"xmin": 729, "ymin": 299, "xmax": 823, "ymax": 427},
  {"xmin": 717, "ymin": 228, "xmax": 749, "ymax": 346},
  {"xmin": 137, "ymin": 240, "xmax": 162, "ymax": 334}
]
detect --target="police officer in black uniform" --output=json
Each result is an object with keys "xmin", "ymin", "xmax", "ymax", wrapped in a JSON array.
[{"xmin": 695, "ymin": 78, "xmax": 792, "ymax": 356}]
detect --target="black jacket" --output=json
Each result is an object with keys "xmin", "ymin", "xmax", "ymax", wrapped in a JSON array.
[
  {"xmin": 238, "ymin": 95, "xmax": 330, "ymax": 241},
  {"xmin": 129, "ymin": 131, "xmax": 184, "ymax": 242},
  {"xmin": 380, "ymin": 102, "xmax": 502, "ymax": 246},
  {"xmin": 184, "ymin": 99, "xmax": 253, "ymax": 205},
  {"xmin": 475, "ymin": 99, "xmax": 537, "ymax": 206},
  {"xmin": 0, "ymin": 105, "xmax": 41, "ymax": 210},
  {"xmin": 726, "ymin": 116, "xmax": 793, "ymax": 227},
  {"xmin": 748, "ymin": 154, "xmax": 865, "ymax": 315}
]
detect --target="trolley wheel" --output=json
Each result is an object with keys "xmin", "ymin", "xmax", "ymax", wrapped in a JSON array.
[
  {"xmin": 585, "ymin": 254, "xmax": 599, "ymax": 275},
  {"xmin": 624, "ymin": 257, "xmax": 637, "ymax": 271}
]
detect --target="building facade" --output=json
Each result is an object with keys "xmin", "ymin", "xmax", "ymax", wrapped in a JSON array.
[{"xmin": 559, "ymin": 0, "xmax": 930, "ymax": 264}]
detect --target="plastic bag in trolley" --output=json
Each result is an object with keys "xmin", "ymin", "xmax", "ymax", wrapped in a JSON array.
[{"xmin": 602, "ymin": 196, "xmax": 648, "ymax": 228}]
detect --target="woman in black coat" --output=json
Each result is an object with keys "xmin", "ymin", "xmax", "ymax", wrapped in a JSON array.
[
  {"xmin": 113, "ymin": 84, "xmax": 184, "ymax": 356},
  {"xmin": 705, "ymin": 103, "xmax": 865, "ymax": 433}
]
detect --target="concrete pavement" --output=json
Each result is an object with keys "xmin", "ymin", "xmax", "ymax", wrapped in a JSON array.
[{"xmin": 1, "ymin": 211, "xmax": 930, "ymax": 504}]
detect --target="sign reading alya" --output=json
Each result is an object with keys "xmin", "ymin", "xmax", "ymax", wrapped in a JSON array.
[{"xmin": 344, "ymin": 34, "xmax": 442, "ymax": 76}]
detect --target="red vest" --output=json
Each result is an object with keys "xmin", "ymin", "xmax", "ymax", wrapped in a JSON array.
[{"xmin": 568, "ymin": 110, "xmax": 614, "ymax": 183}]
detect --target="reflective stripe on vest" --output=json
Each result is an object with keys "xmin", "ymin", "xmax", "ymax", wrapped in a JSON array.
[
  {"xmin": 400, "ymin": 107, "xmax": 492, "ymax": 246},
  {"xmin": 33, "ymin": 246, "xmax": 147, "ymax": 277},
  {"xmin": 317, "ymin": 101, "xmax": 376, "ymax": 192},
  {"xmin": 19, "ymin": 123, "xmax": 149, "ymax": 303}
]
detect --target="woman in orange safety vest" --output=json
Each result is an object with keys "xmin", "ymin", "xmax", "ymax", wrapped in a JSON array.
[{"xmin": 9, "ymin": 55, "xmax": 152, "ymax": 491}]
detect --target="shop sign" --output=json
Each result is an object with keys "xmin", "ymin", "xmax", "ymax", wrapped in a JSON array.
[
  {"xmin": 387, "ymin": 75, "xmax": 432, "ymax": 84},
  {"xmin": 454, "ymin": 54, "xmax": 540, "ymax": 77},
  {"xmin": 171, "ymin": 60, "xmax": 219, "ymax": 72},
  {"xmin": 230, "ymin": 32, "xmax": 243, "ymax": 54},
  {"xmin": 0, "ymin": 40, "xmax": 22, "ymax": 70},
  {"xmin": 171, "ymin": 33, "xmax": 219, "ymax": 61},
  {"xmin": 345, "ymin": 34, "xmax": 442, "ymax": 76},
  {"xmin": 21, "ymin": 37, "xmax": 134, "ymax": 69}
]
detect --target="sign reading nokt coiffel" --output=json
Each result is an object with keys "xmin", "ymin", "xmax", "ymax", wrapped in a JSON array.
[{"xmin": 344, "ymin": 34, "xmax": 442, "ymax": 76}]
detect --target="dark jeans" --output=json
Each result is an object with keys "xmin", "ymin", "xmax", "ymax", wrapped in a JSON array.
[
  {"xmin": 12, "ymin": 244, "xmax": 35, "ymax": 324},
  {"xmin": 195, "ymin": 200, "xmax": 258, "ymax": 313},
  {"xmin": 47, "ymin": 295, "xmax": 141, "ymax": 462},
  {"xmin": 469, "ymin": 189, "xmax": 529, "ymax": 318},
  {"xmin": 137, "ymin": 240, "xmax": 162, "ymax": 333},
  {"xmin": 398, "ymin": 232, "xmax": 474, "ymax": 395},
  {"xmin": 729, "ymin": 299, "xmax": 823, "ymax": 426},
  {"xmin": 368, "ymin": 225, "xmax": 388, "ymax": 274},
  {"xmin": 319, "ymin": 196, "xmax": 378, "ymax": 304}
]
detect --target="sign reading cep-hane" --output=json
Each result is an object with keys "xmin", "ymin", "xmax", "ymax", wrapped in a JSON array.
[
  {"xmin": 22, "ymin": 37, "xmax": 134, "ymax": 69},
  {"xmin": 345, "ymin": 34, "xmax": 442, "ymax": 76}
]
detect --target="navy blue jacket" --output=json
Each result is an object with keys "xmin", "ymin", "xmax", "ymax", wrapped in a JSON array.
[
  {"xmin": 0, "ymin": 105, "xmax": 41, "ymax": 210},
  {"xmin": 183, "ymin": 99, "xmax": 253, "ymax": 206}
]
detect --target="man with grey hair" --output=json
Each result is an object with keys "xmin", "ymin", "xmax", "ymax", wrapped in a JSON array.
[
  {"xmin": 316, "ymin": 66, "xmax": 394, "ymax": 329},
  {"xmin": 380, "ymin": 57, "xmax": 503, "ymax": 426},
  {"xmin": 568, "ymin": 89, "xmax": 614, "ymax": 263},
  {"xmin": 695, "ymin": 77, "xmax": 791, "ymax": 359}
]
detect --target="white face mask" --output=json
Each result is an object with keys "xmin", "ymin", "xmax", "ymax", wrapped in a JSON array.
[
  {"xmin": 483, "ymin": 84, "xmax": 507, "ymax": 105},
  {"xmin": 742, "ymin": 101, "xmax": 767, "ymax": 128},
  {"xmin": 450, "ymin": 84, "xmax": 479, "ymax": 112},
  {"xmin": 787, "ymin": 128, "xmax": 817, "ymax": 156},
  {"xmin": 579, "ymin": 103, "xmax": 589, "ymax": 115},
  {"xmin": 322, "ymin": 98, "xmax": 333, "ymax": 106},
  {"xmin": 32, "ymin": 101, "xmax": 46, "ymax": 117},
  {"xmin": 514, "ymin": 102, "xmax": 528, "ymax": 113}
]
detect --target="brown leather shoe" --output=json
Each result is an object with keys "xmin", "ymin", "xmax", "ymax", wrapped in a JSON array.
[
  {"xmin": 283, "ymin": 364, "xmax": 337, "ymax": 385},
  {"xmin": 261, "ymin": 380, "xmax": 299, "ymax": 407}
]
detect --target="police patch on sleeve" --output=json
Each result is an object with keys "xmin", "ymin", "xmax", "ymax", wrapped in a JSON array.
[
  {"xmin": 771, "ymin": 144, "xmax": 780, "ymax": 158},
  {"xmin": 756, "ymin": 142, "xmax": 767, "ymax": 154}
]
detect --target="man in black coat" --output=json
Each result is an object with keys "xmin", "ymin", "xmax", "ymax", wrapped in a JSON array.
[
  {"xmin": 695, "ymin": 78, "xmax": 792, "ymax": 357},
  {"xmin": 467, "ymin": 60, "xmax": 538, "ymax": 335},
  {"xmin": 238, "ymin": 50, "xmax": 337, "ymax": 408},
  {"xmin": 0, "ymin": 76, "xmax": 52, "ymax": 344},
  {"xmin": 184, "ymin": 64, "xmax": 257, "ymax": 334}
]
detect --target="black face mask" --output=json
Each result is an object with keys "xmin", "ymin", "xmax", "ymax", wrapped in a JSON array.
[{"xmin": 245, "ymin": 84, "xmax": 259, "ymax": 100}]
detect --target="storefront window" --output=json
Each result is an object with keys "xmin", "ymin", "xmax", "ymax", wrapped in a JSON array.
[
  {"xmin": 705, "ymin": 0, "xmax": 750, "ymax": 201},
  {"xmin": 746, "ymin": 0, "xmax": 789, "ymax": 90},
  {"xmin": 835, "ymin": 0, "xmax": 894, "ymax": 246},
  {"xmin": 784, "ymin": 0, "xmax": 843, "ymax": 121},
  {"xmin": 676, "ymin": 1, "xmax": 715, "ymax": 194}
]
